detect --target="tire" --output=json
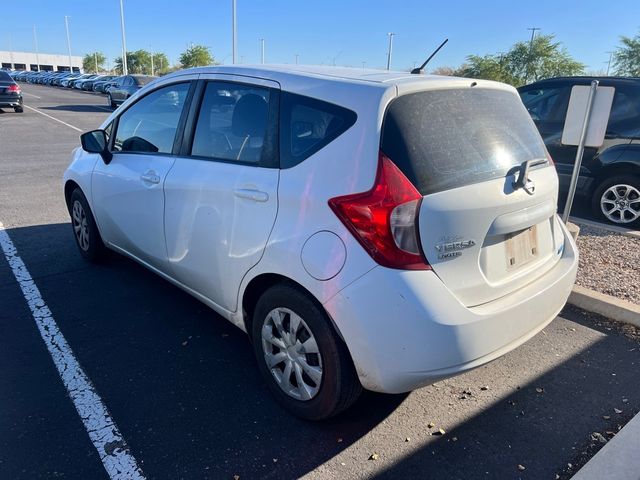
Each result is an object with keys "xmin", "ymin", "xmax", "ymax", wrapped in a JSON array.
[
  {"xmin": 591, "ymin": 175, "xmax": 640, "ymax": 227},
  {"xmin": 69, "ymin": 188, "xmax": 108, "ymax": 262},
  {"xmin": 251, "ymin": 283, "xmax": 361, "ymax": 420},
  {"xmin": 108, "ymin": 94, "xmax": 116, "ymax": 109},
  {"xmin": 14, "ymin": 106, "xmax": 23, "ymax": 113}
]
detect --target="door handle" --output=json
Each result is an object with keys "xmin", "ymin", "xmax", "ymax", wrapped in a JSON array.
[
  {"xmin": 141, "ymin": 172, "xmax": 160, "ymax": 184},
  {"xmin": 234, "ymin": 188, "xmax": 269, "ymax": 202}
]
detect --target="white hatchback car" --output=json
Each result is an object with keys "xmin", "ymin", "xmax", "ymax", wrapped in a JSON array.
[{"xmin": 64, "ymin": 65, "xmax": 578, "ymax": 419}]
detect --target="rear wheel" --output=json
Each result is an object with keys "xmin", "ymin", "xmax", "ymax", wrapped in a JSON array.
[
  {"xmin": 69, "ymin": 188, "xmax": 108, "ymax": 262},
  {"xmin": 251, "ymin": 284, "xmax": 361, "ymax": 420},
  {"xmin": 591, "ymin": 175, "xmax": 640, "ymax": 226}
]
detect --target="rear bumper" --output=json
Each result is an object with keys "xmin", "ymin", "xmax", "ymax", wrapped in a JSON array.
[
  {"xmin": 0, "ymin": 95, "xmax": 23, "ymax": 107},
  {"xmin": 323, "ymin": 218, "xmax": 578, "ymax": 393}
]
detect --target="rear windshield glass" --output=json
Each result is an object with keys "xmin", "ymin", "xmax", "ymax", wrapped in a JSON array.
[
  {"xmin": 381, "ymin": 88, "xmax": 547, "ymax": 195},
  {"xmin": 134, "ymin": 76, "xmax": 156, "ymax": 86}
]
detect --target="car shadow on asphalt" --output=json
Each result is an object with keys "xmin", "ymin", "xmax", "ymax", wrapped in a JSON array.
[
  {"xmin": 368, "ymin": 305, "xmax": 640, "ymax": 479},
  {"xmin": 40, "ymin": 104, "xmax": 110, "ymax": 113},
  {"xmin": 3, "ymin": 222, "xmax": 408, "ymax": 479}
]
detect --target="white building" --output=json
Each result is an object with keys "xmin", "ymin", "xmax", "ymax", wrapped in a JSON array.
[{"xmin": 0, "ymin": 50, "xmax": 83, "ymax": 72}]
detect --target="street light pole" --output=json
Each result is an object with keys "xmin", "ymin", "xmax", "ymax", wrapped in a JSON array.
[
  {"xmin": 33, "ymin": 26, "xmax": 40, "ymax": 71},
  {"xmin": 119, "ymin": 0, "xmax": 128, "ymax": 75},
  {"xmin": 386, "ymin": 32, "xmax": 394, "ymax": 70},
  {"xmin": 64, "ymin": 16, "xmax": 73, "ymax": 72},
  {"xmin": 295, "ymin": 53, "xmax": 299, "ymax": 65},
  {"xmin": 94, "ymin": 52, "xmax": 98, "ymax": 73},
  {"xmin": 526, "ymin": 27, "xmax": 541, "ymax": 82},
  {"xmin": 232, "ymin": 0, "xmax": 237, "ymax": 64},
  {"xmin": 260, "ymin": 38, "xmax": 265, "ymax": 64},
  {"xmin": 606, "ymin": 51, "xmax": 613, "ymax": 76}
]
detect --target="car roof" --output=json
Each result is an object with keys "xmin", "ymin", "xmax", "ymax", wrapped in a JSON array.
[
  {"xmin": 519, "ymin": 76, "xmax": 640, "ymax": 89},
  {"xmin": 161, "ymin": 64, "xmax": 513, "ymax": 92}
]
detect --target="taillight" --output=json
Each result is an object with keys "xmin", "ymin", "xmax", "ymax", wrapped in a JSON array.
[
  {"xmin": 328, "ymin": 151, "xmax": 430, "ymax": 270},
  {"xmin": 7, "ymin": 84, "xmax": 20, "ymax": 93},
  {"xmin": 545, "ymin": 149, "xmax": 555, "ymax": 166}
]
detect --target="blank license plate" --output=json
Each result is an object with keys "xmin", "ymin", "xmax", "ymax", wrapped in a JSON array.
[{"xmin": 505, "ymin": 225, "xmax": 538, "ymax": 269}]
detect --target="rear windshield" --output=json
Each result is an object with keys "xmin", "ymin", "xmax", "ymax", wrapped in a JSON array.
[
  {"xmin": 381, "ymin": 88, "xmax": 547, "ymax": 195},
  {"xmin": 0, "ymin": 71, "xmax": 12, "ymax": 82},
  {"xmin": 134, "ymin": 76, "xmax": 156, "ymax": 86}
]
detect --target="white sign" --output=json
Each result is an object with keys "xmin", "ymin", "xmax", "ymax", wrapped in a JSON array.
[{"xmin": 561, "ymin": 85, "xmax": 615, "ymax": 147}]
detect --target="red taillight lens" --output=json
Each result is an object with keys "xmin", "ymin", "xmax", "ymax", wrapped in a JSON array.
[
  {"xmin": 328, "ymin": 151, "xmax": 430, "ymax": 270},
  {"xmin": 7, "ymin": 84, "xmax": 20, "ymax": 93},
  {"xmin": 545, "ymin": 148, "xmax": 555, "ymax": 166}
]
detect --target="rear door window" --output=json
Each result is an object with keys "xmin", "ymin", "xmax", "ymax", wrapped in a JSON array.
[
  {"xmin": 190, "ymin": 81, "xmax": 273, "ymax": 165},
  {"xmin": 382, "ymin": 88, "xmax": 548, "ymax": 195},
  {"xmin": 280, "ymin": 92, "xmax": 357, "ymax": 168}
]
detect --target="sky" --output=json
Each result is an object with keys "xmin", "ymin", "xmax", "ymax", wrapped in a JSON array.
[{"xmin": 3, "ymin": 0, "xmax": 640, "ymax": 72}]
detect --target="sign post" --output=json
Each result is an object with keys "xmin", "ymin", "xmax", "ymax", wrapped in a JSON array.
[{"xmin": 560, "ymin": 81, "xmax": 615, "ymax": 223}]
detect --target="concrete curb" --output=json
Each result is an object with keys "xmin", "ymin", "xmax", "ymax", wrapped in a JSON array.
[
  {"xmin": 570, "ymin": 216, "xmax": 640, "ymax": 239},
  {"xmin": 572, "ymin": 410, "xmax": 640, "ymax": 480},
  {"xmin": 568, "ymin": 285, "xmax": 640, "ymax": 328}
]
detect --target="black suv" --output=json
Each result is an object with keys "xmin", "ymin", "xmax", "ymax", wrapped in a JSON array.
[{"xmin": 518, "ymin": 77, "xmax": 640, "ymax": 226}]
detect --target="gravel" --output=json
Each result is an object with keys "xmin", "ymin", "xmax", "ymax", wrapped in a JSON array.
[{"xmin": 575, "ymin": 224, "xmax": 640, "ymax": 305}]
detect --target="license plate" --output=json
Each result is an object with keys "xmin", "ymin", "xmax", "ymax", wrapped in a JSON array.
[{"xmin": 505, "ymin": 225, "xmax": 538, "ymax": 269}]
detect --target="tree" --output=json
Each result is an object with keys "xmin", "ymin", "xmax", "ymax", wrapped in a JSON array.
[
  {"xmin": 82, "ymin": 52, "xmax": 106, "ymax": 73},
  {"xmin": 459, "ymin": 34, "xmax": 584, "ymax": 86},
  {"xmin": 114, "ymin": 50, "xmax": 170, "ymax": 75},
  {"xmin": 613, "ymin": 31, "xmax": 640, "ymax": 76},
  {"xmin": 179, "ymin": 44, "xmax": 214, "ymax": 68}
]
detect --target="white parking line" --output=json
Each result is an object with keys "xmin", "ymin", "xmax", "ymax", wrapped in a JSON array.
[
  {"xmin": 23, "ymin": 105, "xmax": 82, "ymax": 132},
  {"xmin": 21, "ymin": 92, "xmax": 41, "ymax": 99},
  {"xmin": 0, "ymin": 222, "xmax": 146, "ymax": 480}
]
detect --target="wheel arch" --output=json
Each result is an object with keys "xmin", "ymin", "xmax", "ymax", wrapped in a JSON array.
[
  {"xmin": 241, "ymin": 273, "xmax": 346, "ymax": 344},
  {"xmin": 64, "ymin": 179, "xmax": 82, "ymax": 211}
]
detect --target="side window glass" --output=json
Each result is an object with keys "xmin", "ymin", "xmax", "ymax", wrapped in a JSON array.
[
  {"xmin": 191, "ymin": 82, "xmax": 270, "ymax": 164},
  {"xmin": 113, "ymin": 82, "xmax": 190, "ymax": 154},
  {"xmin": 280, "ymin": 92, "xmax": 357, "ymax": 168},
  {"xmin": 608, "ymin": 88, "xmax": 640, "ymax": 137},
  {"xmin": 520, "ymin": 87, "xmax": 569, "ymax": 123}
]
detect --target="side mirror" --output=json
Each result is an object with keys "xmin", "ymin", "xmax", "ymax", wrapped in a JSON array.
[{"xmin": 80, "ymin": 129, "xmax": 112, "ymax": 164}]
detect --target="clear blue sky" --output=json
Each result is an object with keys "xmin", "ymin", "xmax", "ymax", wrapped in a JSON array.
[{"xmin": 4, "ymin": 0, "xmax": 640, "ymax": 72}]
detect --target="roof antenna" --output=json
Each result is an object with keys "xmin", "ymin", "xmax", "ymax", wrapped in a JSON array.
[{"xmin": 411, "ymin": 38, "xmax": 448, "ymax": 74}]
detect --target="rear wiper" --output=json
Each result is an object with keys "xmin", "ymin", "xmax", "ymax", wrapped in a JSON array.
[{"xmin": 512, "ymin": 158, "xmax": 548, "ymax": 194}]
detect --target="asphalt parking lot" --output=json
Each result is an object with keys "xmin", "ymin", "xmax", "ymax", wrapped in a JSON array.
[{"xmin": 1, "ymin": 84, "xmax": 640, "ymax": 480}]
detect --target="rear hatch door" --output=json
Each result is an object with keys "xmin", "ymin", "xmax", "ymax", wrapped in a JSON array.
[{"xmin": 382, "ymin": 86, "xmax": 565, "ymax": 307}]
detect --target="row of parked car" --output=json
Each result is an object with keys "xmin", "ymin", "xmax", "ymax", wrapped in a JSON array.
[{"xmin": 9, "ymin": 70, "xmax": 157, "ymax": 108}]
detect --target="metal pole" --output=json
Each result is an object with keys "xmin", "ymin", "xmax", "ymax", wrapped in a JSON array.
[
  {"xmin": 33, "ymin": 26, "xmax": 40, "ymax": 71},
  {"xmin": 119, "ymin": 0, "xmax": 128, "ymax": 75},
  {"xmin": 606, "ymin": 52, "xmax": 613, "ymax": 76},
  {"xmin": 64, "ymin": 16, "xmax": 73, "ymax": 72},
  {"xmin": 8, "ymin": 33, "xmax": 13, "ymax": 69},
  {"xmin": 526, "ymin": 27, "xmax": 541, "ymax": 82},
  {"xmin": 232, "ymin": 0, "xmax": 237, "ymax": 64},
  {"xmin": 260, "ymin": 38, "xmax": 264, "ymax": 64},
  {"xmin": 295, "ymin": 53, "xmax": 299, "ymax": 65},
  {"xmin": 386, "ymin": 32, "xmax": 394, "ymax": 70},
  {"xmin": 562, "ymin": 80, "xmax": 599, "ymax": 223},
  {"xmin": 94, "ymin": 52, "xmax": 98, "ymax": 73},
  {"xmin": 151, "ymin": 49, "xmax": 154, "ymax": 76}
]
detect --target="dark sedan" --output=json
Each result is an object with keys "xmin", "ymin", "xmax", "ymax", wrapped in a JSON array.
[
  {"xmin": 0, "ymin": 70, "xmax": 23, "ymax": 113},
  {"xmin": 107, "ymin": 74, "xmax": 156, "ymax": 108}
]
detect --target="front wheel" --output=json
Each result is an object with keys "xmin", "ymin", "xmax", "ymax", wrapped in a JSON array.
[
  {"xmin": 252, "ymin": 284, "xmax": 361, "ymax": 420},
  {"xmin": 69, "ymin": 188, "xmax": 108, "ymax": 262},
  {"xmin": 591, "ymin": 175, "xmax": 640, "ymax": 226}
]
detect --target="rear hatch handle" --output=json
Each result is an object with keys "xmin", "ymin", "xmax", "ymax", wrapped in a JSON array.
[{"xmin": 512, "ymin": 158, "xmax": 548, "ymax": 195}]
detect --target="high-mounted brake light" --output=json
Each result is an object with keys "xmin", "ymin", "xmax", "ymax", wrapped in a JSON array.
[{"xmin": 328, "ymin": 151, "xmax": 431, "ymax": 270}]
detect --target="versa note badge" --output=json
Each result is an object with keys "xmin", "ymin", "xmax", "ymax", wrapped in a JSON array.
[{"xmin": 435, "ymin": 236, "xmax": 476, "ymax": 260}]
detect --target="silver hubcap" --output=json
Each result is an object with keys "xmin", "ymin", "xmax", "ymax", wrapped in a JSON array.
[
  {"xmin": 600, "ymin": 184, "xmax": 640, "ymax": 224},
  {"xmin": 261, "ymin": 307, "xmax": 323, "ymax": 401},
  {"xmin": 72, "ymin": 200, "xmax": 90, "ymax": 251}
]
